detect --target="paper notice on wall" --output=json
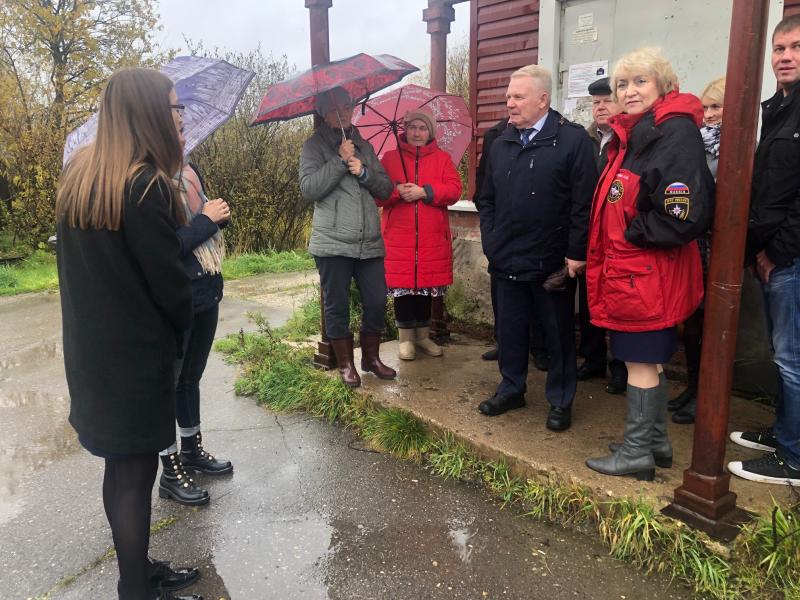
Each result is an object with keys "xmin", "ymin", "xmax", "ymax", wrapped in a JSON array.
[{"xmin": 567, "ymin": 60, "xmax": 609, "ymax": 98}]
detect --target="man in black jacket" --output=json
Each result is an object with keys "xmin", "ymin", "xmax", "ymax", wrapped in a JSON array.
[
  {"xmin": 476, "ymin": 64, "xmax": 598, "ymax": 430},
  {"xmin": 476, "ymin": 118, "xmax": 549, "ymax": 370},
  {"xmin": 577, "ymin": 77, "xmax": 628, "ymax": 394},
  {"xmin": 729, "ymin": 15, "xmax": 800, "ymax": 486}
]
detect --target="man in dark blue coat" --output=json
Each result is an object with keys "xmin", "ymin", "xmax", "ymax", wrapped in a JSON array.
[{"xmin": 476, "ymin": 64, "xmax": 598, "ymax": 430}]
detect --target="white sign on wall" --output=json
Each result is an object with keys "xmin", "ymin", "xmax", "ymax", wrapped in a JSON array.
[{"xmin": 567, "ymin": 60, "xmax": 609, "ymax": 98}]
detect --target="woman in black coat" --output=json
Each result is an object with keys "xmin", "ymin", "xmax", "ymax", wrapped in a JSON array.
[{"xmin": 57, "ymin": 68, "xmax": 201, "ymax": 600}]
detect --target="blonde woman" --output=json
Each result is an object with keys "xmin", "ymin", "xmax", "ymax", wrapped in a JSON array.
[
  {"xmin": 584, "ymin": 48, "xmax": 714, "ymax": 480},
  {"xmin": 57, "ymin": 68, "xmax": 201, "ymax": 599}
]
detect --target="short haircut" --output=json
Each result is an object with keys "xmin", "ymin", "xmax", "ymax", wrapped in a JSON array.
[
  {"xmin": 700, "ymin": 77, "xmax": 726, "ymax": 105},
  {"xmin": 611, "ymin": 47, "xmax": 678, "ymax": 96},
  {"xmin": 774, "ymin": 14, "xmax": 800, "ymax": 41},
  {"xmin": 510, "ymin": 64, "xmax": 552, "ymax": 95}
]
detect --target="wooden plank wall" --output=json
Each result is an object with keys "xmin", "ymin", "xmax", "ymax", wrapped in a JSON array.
[
  {"xmin": 467, "ymin": 0, "xmax": 540, "ymax": 199},
  {"xmin": 786, "ymin": 0, "xmax": 800, "ymax": 17}
]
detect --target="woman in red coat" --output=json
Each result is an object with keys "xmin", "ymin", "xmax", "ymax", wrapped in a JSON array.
[
  {"xmin": 584, "ymin": 48, "xmax": 714, "ymax": 480},
  {"xmin": 377, "ymin": 109, "xmax": 462, "ymax": 360}
]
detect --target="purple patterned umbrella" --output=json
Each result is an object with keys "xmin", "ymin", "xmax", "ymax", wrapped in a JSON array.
[{"xmin": 63, "ymin": 56, "xmax": 255, "ymax": 165}]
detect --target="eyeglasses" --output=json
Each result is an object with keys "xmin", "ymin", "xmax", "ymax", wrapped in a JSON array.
[{"xmin": 170, "ymin": 103, "xmax": 186, "ymax": 114}]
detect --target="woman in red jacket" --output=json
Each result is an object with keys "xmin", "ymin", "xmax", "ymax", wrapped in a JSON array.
[
  {"xmin": 378, "ymin": 109, "xmax": 462, "ymax": 360},
  {"xmin": 584, "ymin": 48, "xmax": 714, "ymax": 480}
]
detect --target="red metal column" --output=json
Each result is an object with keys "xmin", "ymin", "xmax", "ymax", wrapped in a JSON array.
[
  {"xmin": 662, "ymin": 0, "xmax": 770, "ymax": 540},
  {"xmin": 424, "ymin": 1, "xmax": 455, "ymax": 92},
  {"xmin": 305, "ymin": 0, "xmax": 337, "ymax": 370}
]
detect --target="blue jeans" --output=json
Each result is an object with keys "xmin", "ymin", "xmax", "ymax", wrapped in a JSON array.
[{"xmin": 761, "ymin": 260, "xmax": 800, "ymax": 469}]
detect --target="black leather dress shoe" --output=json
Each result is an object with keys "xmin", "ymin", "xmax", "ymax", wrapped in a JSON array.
[
  {"xmin": 481, "ymin": 347, "xmax": 498, "ymax": 361},
  {"xmin": 668, "ymin": 386, "xmax": 696, "ymax": 411},
  {"xmin": 605, "ymin": 373, "xmax": 627, "ymax": 395},
  {"xmin": 149, "ymin": 559, "xmax": 200, "ymax": 591},
  {"xmin": 531, "ymin": 351, "xmax": 550, "ymax": 371},
  {"xmin": 478, "ymin": 393, "xmax": 525, "ymax": 416},
  {"xmin": 576, "ymin": 361, "xmax": 606, "ymax": 381},
  {"xmin": 546, "ymin": 405, "xmax": 572, "ymax": 431},
  {"xmin": 672, "ymin": 396, "xmax": 696, "ymax": 424}
]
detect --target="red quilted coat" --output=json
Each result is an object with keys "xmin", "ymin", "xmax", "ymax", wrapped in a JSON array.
[
  {"xmin": 586, "ymin": 91, "xmax": 715, "ymax": 332},
  {"xmin": 377, "ymin": 136, "xmax": 462, "ymax": 289}
]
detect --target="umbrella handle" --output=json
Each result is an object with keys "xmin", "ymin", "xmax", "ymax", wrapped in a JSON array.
[{"xmin": 391, "ymin": 126, "xmax": 409, "ymax": 183}]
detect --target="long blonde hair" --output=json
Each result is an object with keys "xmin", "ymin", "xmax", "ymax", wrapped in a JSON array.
[{"xmin": 57, "ymin": 68, "xmax": 183, "ymax": 230}]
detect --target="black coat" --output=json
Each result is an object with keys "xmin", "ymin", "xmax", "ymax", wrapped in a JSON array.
[
  {"xmin": 474, "ymin": 118, "xmax": 509, "ymax": 204},
  {"xmin": 748, "ymin": 84, "xmax": 800, "ymax": 267},
  {"xmin": 57, "ymin": 168, "xmax": 193, "ymax": 455},
  {"xmin": 476, "ymin": 109, "xmax": 598, "ymax": 281}
]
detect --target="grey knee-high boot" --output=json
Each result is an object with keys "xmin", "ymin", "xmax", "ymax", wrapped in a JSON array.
[
  {"xmin": 587, "ymin": 384, "xmax": 657, "ymax": 481},
  {"xmin": 608, "ymin": 372, "xmax": 672, "ymax": 468}
]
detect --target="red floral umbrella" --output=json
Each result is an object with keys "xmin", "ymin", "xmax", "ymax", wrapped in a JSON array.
[
  {"xmin": 351, "ymin": 84, "xmax": 474, "ymax": 166},
  {"xmin": 251, "ymin": 53, "xmax": 418, "ymax": 125}
]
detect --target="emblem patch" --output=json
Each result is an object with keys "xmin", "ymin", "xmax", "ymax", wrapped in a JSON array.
[
  {"xmin": 607, "ymin": 179, "xmax": 624, "ymax": 203},
  {"xmin": 665, "ymin": 182, "xmax": 690, "ymax": 195},
  {"xmin": 665, "ymin": 196, "xmax": 690, "ymax": 221}
]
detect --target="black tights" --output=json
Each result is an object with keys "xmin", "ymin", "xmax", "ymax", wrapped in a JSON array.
[{"xmin": 103, "ymin": 454, "xmax": 158, "ymax": 600}]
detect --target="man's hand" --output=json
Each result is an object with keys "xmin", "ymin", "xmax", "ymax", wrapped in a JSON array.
[
  {"xmin": 756, "ymin": 249, "xmax": 776, "ymax": 283},
  {"xmin": 339, "ymin": 139, "xmax": 356, "ymax": 161},
  {"xmin": 566, "ymin": 258, "xmax": 586, "ymax": 278}
]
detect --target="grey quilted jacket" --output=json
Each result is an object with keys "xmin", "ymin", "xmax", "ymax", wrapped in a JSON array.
[{"xmin": 300, "ymin": 124, "xmax": 393, "ymax": 258}]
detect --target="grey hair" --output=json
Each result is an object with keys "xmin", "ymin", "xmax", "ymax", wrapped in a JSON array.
[{"xmin": 510, "ymin": 65, "xmax": 552, "ymax": 95}]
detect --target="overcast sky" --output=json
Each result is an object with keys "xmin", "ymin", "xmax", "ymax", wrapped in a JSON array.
[{"xmin": 155, "ymin": 0, "xmax": 470, "ymax": 75}]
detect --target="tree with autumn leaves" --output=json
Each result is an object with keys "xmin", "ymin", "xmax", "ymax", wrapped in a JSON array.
[{"xmin": 0, "ymin": 0, "xmax": 166, "ymax": 249}]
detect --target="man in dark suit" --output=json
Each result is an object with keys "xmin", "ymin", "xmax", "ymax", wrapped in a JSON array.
[
  {"xmin": 476, "ymin": 117, "xmax": 549, "ymax": 370},
  {"xmin": 476, "ymin": 65, "xmax": 597, "ymax": 431},
  {"xmin": 577, "ymin": 77, "xmax": 628, "ymax": 395}
]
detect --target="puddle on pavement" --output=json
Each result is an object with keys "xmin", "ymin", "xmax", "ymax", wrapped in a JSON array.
[
  {"xmin": 448, "ymin": 518, "xmax": 477, "ymax": 564},
  {"xmin": 0, "ymin": 390, "xmax": 76, "ymax": 525},
  {"xmin": 0, "ymin": 341, "xmax": 63, "ymax": 372}
]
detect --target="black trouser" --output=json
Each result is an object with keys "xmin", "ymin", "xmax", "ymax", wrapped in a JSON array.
[
  {"xmin": 577, "ymin": 272, "xmax": 626, "ymax": 377},
  {"xmin": 490, "ymin": 272, "xmax": 547, "ymax": 353},
  {"xmin": 175, "ymin": 304, "xmax": 218, "ymax": 429},
  {"xmin": 495, "ymin": 276, "xmax": 577, "ymax": 407},
  {"xmin": 102, "ymin": 453, "xmax": 158, "ymax": 600},
  {"xmin": 683, "ymin": 307, "xmax": 704, "ymax": 386},
  {"xmin": 394, "ymin": 294, "xmax": 432, "ymax": 328},
  {"xmin": 314, "ymin": 256, "xmax": 387, "ymax": 339}
]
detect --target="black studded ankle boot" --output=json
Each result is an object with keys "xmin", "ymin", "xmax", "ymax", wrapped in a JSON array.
[
  {"xmin": 180, "ymin": 432, "xmax": 233, "ymax": 475},
  {"xmin": 159, "ymin": 453, "xmax": 210, "ymax": 506}
]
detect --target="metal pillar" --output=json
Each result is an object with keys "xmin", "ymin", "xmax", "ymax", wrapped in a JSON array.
[
  {"xmin": 662, "ymin": 0, "xmax": 770, "ymax": 541},
  {"xmin": 305, "ymin": 0, "xmax": 337, "ymax": 370}
]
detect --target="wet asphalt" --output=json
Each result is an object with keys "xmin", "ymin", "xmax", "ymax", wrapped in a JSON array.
[{"xmin": 0, "ymin": 285, "xmax": 688, "ymax": 600}]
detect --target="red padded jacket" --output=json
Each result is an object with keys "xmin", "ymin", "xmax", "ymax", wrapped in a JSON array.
[
  {"xmin": 377, "ymin": 137, "xmax": 462, "ymax": 289},
  {"xmin": 586, "ymin": 91, "xmax": 714, "ymax": 332}
]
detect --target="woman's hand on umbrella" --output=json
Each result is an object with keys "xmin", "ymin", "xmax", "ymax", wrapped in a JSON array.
[
  {"xmin": 346, "ymin": 156, "xmax": 364, "ymax": 177},
  {"xmin": 339, "ymin": 139, "xmax": 356, "ymax": 160},
  {"xmin": 203, "ymin": 198, "xmax": 231, "ymax": 224},
  {"xmin": 397, "ymin": 183, "xmax": 425, "ymax": 202}
]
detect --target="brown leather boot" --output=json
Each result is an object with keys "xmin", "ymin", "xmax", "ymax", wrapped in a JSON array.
[
  {"xmin": 329, "ymin": 334, "xmax": 361, "ymax": 387},
  {"xmin": 359, "ymin": 331, "xmax": 397, "ymax": 380}
]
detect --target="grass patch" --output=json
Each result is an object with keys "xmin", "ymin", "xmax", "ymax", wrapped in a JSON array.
[
  {"xmin": 221, "ymin": 250, "xmax": 314, "ymax": 280},
  {"xmin": 0, "ymin": 250, "xmax": 58, "ymax": 296},
  {"xmin": 274, "ymin": 284, "xmax": 399, "ymax": 342},
  {"xmin": 218, "ymin": 319, "xmax": 800, "ymax": 600}
]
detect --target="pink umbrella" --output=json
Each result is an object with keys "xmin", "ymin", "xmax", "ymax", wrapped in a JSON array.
[{"xmin": 351, "ymin": 84, "xmax": 473, "ymax": 167}]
